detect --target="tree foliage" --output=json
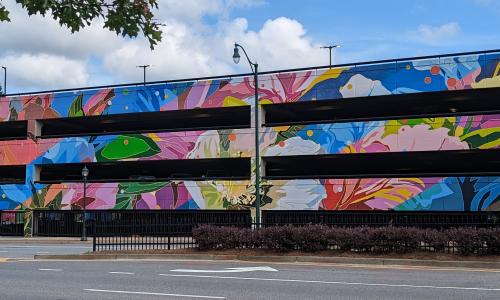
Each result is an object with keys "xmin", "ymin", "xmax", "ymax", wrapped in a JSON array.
[{"xmin": 0, "ymin": 0, "xmax": 162, "ymax": 49}]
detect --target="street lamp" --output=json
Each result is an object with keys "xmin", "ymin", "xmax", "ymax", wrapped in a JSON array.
[
  {"xmin": 1, "ymin": 66, "xmax": 6, "ymax": 95},
  {"xmin": 137, "ymin": 65, "xmax": 150, "ymax": 85},
  {"xmin": 81, "ymin": 165, "xmax": 89, "ymax": 241},
  {"xmin": 320, "ymin": 45, "xmax": 340, "ymax": 68},
  {"xmin": 232, "ymin": 43, "xmax": 261, "ymax": 224}
]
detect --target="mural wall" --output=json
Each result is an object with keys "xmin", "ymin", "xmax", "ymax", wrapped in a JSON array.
[{"xmin": 0, "ymin": 51, "xmax": 499, "ymax": 213}]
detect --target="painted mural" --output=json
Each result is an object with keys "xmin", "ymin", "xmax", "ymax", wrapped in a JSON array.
[{"xmin": 0, "ymin": 51, "xmax": 499, "ymax": 214}]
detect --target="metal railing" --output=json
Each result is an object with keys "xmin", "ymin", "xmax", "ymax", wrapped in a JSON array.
[
  {"xmin": 3, "ymin": 48, "xmax": 500, "ymax": 98},
  {"xmin": 32, "ymin": 209, "xmax": 252, "ymax": 237},
  {"xmin": 0, "ymin": 210, "xmax": 24, "ymax": 236},
  {"xmin": 92, "ymin": 222, "xmax": 250, "ymax": 252},
  {"xmin": 262, "ymin": 211, "xmax": 500, "ymax": 228}
]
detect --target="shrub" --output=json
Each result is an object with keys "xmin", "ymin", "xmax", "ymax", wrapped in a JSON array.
[
  {"xmin": 192, "ymin": 224, "xmax": 499, "ymax": 255},
  {"xmin": 447, "ymin": 227, "xmax": 485, "ymax": 255}
]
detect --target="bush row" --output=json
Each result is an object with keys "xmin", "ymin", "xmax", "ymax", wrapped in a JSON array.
[{"xmin": 192, "ymin": 225, "xmax": 500, "ymax": 255}]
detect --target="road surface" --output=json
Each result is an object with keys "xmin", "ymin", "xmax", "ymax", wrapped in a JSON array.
[{"xmin": 1, "ymin": 256, "xmax": 499, "ymax": 299}]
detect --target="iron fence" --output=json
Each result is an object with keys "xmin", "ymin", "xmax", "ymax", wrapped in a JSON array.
[
  {"xmin": 0, "ymin": 210, "xmax": 24, "ymax": 236},
  {"xmin": 33, "ymin": 209, "xmax": 252, "ymax": 237},
  {"xmin": 92, "ymin": 222, "xmax": 250, "ymax": 252},
  {"xmin": 262, "ymin": 211, "xmax": 500, "ymax": 228}
]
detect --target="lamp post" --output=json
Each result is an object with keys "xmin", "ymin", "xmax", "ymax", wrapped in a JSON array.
[
  {"xmin": 320, "ymin": 45, "xmax": 340, "ymax": 68},
  {"xmin": 1, "ymin": 66, "xmax": 6, "ymax": 95},
  {"xmin": 137, "ymin": 65, "xmax": 150, "ymax": 85},
  {"xmin": 232, "ymin": 43, "xmax": 261, "ymax": 224},
  {"xmin": 81, "ymin": 166, "xmax": 89, "ymax": 241}
]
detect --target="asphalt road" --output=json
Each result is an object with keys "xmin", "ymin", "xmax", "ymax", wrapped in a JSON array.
[
  {"xmin": 1, "ymin": 258, "xmax": 500, "ymax": 299},
  {"xmin": 0, "ymin": 244, "xmax": 91, "ymax": 259}
]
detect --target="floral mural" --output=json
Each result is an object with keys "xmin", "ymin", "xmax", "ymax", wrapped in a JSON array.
[{"xmin": 0, "ymin": 51, "xmax": 499, "ymax": 214}]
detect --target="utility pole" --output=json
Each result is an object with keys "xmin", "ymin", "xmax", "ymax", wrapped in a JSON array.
[
  {"xmin": 320, "ymin": 45, "xmax": 340, "ymax": 68},
  {"xmin": 136, "ymin": 65, "xmax": 150, "ymax": 85},
  {"xmin": 1, "ymin": 66, "xmax": 6, "ymax": 95}
]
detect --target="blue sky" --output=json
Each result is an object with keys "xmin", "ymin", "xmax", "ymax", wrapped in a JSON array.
[
  {"xmin": 1, "ymin": 0, "xmax": 500, "ymax": 93},
  {"xmin": 228, "ymin": 0, "xmax": 500, "ymax": 60}
]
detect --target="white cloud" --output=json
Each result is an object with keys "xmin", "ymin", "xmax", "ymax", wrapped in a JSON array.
[
  {"xmin": 413, "ymin": 22, "xmax": 461, "ymax": 45},
  {"xmin": 103, "ymin": 16, "xmax": 325, "ymax": 83},
  {"xmin": 1, "ymin": 54, "xmax": 89, "ymax": 90},
  {"xmin": 1, "ymin": 0, "xmax": 322, "ymax": 91}
]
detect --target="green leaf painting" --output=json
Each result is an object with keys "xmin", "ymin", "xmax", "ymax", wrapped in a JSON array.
[
  {"xmin": 276, "ymin": 125, "xmax": 305, "ymax": 143},
  {"xmin": 114, "ymin": 182, "xmax": 168, "ymax": 209},
  {"xmin": 96, "ymin": 135, "xmax": 161, "ymax": 161},
  {"xmin": 461, "ymin": 128, "xmax": 500, "ymax": 149},
  {"xmin": 218, "ymin": 129, "xmax": 231, "ymax": 157},
  {"xmin": 200, "ymin": 183, "xmax": 224, "ymax": 209},
  {"xmin": 68, "ymin": 93, "xmax": 85, "ymax": 117}
]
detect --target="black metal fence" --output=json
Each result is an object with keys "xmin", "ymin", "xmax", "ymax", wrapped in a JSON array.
[
  {"xmin": 92, "ymin": 210, "xmax": 252, "ymax": 251},
  {"xmin": 0, "ymin": 210, "xmax": 24, "ymax": 236},
  {"xmin": 262, "ymin": 211, "xmax": 500, "ymax": 228},
  {"xmin": 33, "ymin": 209, "xmax": 252, "ymax": 237},
  {"xmin": 2, "ymin": 210, "xmax": 498, "ymax": 237}
]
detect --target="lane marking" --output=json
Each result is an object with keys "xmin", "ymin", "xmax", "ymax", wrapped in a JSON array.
[
  {"xmin": 36, "ymin": 252, "xmax": 50, "ymax": 254},
  {"xmin": 39, "ymin": 268, "xmax": 62, "ymax": 272},
  {"xmin": 108, "ymin": 271, "xmax": 135, "ymax": 275},
  {"xmin": 171, "ymin": 266, "xmax": 278, "ymax": 273},
  {"xmin": 0, "ymin": 250, "xmax": 8, "ymax": 253},
  {"xmin": 160, "ymin": 274, "xmax": 500, "ymax": 292},
  {"xmin": 84, "ymin": 289, "xmax": 225, "ymax": 299}
]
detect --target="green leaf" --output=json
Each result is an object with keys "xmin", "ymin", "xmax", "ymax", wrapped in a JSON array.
[
  {"xmin": 460, "ymin": 128, "xmax": 500, "ymax": 149},
  {"xmin": 68, "ymin": 93, "xmax": 84, "ymax": 117},
  {"xmin": 96, "ymin": 134, "xmax": 161, "ymax": 161},
  {"xmin": 46, "ymin": 191, "xmax": 63, "ymax": 210},
  {"xmin": 118, "ymin": 181, "xmax": 168, "ymax": 194},
  {"xmin": 275, "ymin": 125, "xmax": 305, "ymax": 143},
  {"xmin": 200, "ymin": 184, "xmax": 223, "ymax": 209},
  {"xmin": 114, "ymin": 194, "xmax": 135, "ymax": 210},
  {"xmin": 114, "ymin": 181, "xmax": 168, "ymax": 209},
  {"xmin": 218, "ymin": 129, "xmax": 231, "ymax": 157}
]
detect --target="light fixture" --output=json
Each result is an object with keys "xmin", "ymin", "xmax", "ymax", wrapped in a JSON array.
[
  {"xmin": 233, "ymin": 45, "xmax": 241, "ymax": 64},
  {"xmin": 81, "ymin": 166, "xmax": 89, "ymax": 178}
]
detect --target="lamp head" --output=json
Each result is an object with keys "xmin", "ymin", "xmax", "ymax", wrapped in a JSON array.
[
  {"xmin": 232, "ymin": 44, "xmax": 240, "ymax": 64},
  {"xmin": 81, "ymin": 166, "xmax": 89, "ymax": 178}
]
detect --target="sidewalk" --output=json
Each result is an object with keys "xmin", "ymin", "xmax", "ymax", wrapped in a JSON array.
[
  {"xmin": 33, "ymin": 252, "xmax": 500, "ymax": 270},
  {"xmin": 0, "ymin": 236, "xmax": 92, "ymax": 244}
]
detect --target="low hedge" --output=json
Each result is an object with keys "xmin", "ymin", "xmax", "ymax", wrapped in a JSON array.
[{"xmin": 192, "ymin": 225, "xmax": 500, "ymax": 255}]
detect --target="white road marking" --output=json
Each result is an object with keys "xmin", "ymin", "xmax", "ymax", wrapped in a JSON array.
[
  {"xmin": 160, "ymin": 274, "xmax": 500, "ymax": 292},
  {"xmin": 170, "ymin": 266, "xmax": 278, "ymax": 273},
  {"xmin": 0, "ymin": 251, "xmax": 8, "ymax": 253},
  {"xmin": 84, "ymin": 289, "xmax": 225, "ymax": 299},
  {"xmin": 39, "ymin": 268, "xmax": 62, "ymax": 272},
  {"xmin": 108, "ymin": 271, "xmax": 135, "ymax": 275},
  {"xmin": 36, "ymin": 252, "xmax": 50, "ymax": 254}
]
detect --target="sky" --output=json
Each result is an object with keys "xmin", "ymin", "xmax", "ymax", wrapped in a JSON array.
[{"xmin": 1, "ymin": 0, "xmax": 500, "ymax": 93}]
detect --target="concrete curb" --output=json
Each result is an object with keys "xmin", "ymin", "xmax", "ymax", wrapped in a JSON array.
[
  {"xmin": 34, "ymin": 253, "xmax": 500, "ymax": 269},
  {"xmin": 0, "ymin": 238, "xmax": 92, "ymax": 245}
]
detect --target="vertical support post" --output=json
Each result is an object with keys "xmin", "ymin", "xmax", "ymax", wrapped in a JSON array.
[
  {"xmin": 81, "ymin": 176, "xmax": 87, "ymax": 241},
  {"xmin": 1, "ymin": 66, "xmax": 6, "ymax": 95},
  {"xmin": 253, "ymin": 64, "xmax": 261, "ymax": 225}
]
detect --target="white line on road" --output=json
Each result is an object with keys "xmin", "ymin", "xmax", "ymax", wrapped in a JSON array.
[
  {"xmin": 0, "ymin": 251, "xmax": 8, "ymax": 253},
  {"xmin": 84, "ymin": 289, "xmax": 225, "ymax": 299},
  {"xmin": 160, "ymin": 274, "xmax": 500, "ymax": 292},
  {"xmin": 108, "ymin": 271, "xmax": 135, "ymax": 275},
  {"xmin": 39, "ymin": 269, "xmax": 62, "ymax": 272},
  {"xmin": 171, "ymin": 266, "xmax": 278, "ymax": 273},
  {"xmin": 36, "ymin": 252, "xmax": 50, "ymax": 254}
]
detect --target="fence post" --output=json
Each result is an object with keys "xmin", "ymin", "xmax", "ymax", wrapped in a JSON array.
[{"xmin": 92, "ymin": 236, "xmax": 96, "ymax": 252}]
